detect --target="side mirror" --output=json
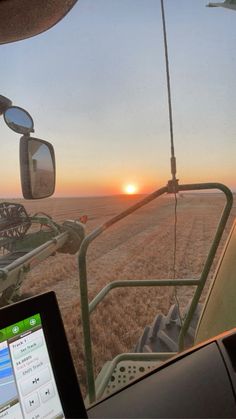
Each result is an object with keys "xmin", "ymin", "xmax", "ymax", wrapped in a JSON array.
[
  {"xmin": 20, "ymin": 136, "xmax": 56, "ymax": 199},
  {"xmin": 4, "ymin": 106, "xmax": 34, "ymax": 135}
]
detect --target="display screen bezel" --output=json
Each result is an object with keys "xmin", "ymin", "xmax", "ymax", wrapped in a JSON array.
[{"xmin": 0, "ymin": 291, "xmax": 87, "ymax": 419}]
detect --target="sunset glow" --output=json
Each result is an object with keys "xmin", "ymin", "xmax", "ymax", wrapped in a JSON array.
[
  {"xmin": 0, "ymin": 2, "xmax": 235, "ymax": 198},
  {"xmin": 124, "ymin": 184, "xmax": 138, "ymax": 195}
]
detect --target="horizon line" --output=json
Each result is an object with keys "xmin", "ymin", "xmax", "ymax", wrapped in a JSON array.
[{"xmin": 0, "ymin": 190, "xmax": 235, "ymax": 200}]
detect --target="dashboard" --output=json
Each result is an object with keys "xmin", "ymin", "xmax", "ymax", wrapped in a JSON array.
[{"xmin": 88, "ymin": 331, "xmax": 236, "ymax": 418}]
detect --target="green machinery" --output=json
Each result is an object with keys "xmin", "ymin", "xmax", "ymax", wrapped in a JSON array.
[
  {"xmin": 0, "ymin": 201, "xmax": 85, "ymax": 306},
  {"xmin": 0, "ymin": 95, "xmax": 86, "ymax": 306}
]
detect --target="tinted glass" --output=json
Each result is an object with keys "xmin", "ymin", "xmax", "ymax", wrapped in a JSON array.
[
  {"xmin": 28, "ymin": 139, "xmax": 54, "ymax": 198},
  {"xmin": 4, "ymin": 107, "xmax": 34, "ymax": 134}
]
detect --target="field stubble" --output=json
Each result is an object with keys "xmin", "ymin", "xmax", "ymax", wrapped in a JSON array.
[{"xmin": 18, "ymin": 193, "xmax": 236, "ymax": 395}]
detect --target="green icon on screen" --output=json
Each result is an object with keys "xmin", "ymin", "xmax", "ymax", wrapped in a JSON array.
[
  {"xmin": 30, "ymin": 318, "xmax": 36, "ymax": 326},
  {"xmin": 12, "ymin": 325, "xmax": 19, "ymax": 334}
]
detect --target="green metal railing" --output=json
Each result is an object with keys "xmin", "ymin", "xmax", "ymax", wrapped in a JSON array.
[{"xmin": 78, "ymin": 182, "xmax": 233, "ymax": 403}]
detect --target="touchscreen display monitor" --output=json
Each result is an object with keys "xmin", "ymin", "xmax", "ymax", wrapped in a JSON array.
[{"xmin": 0, "ymin": 313, "xmax": 64, "ymax": 419}]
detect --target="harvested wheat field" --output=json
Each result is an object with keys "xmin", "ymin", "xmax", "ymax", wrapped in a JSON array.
[{"xmin": 10, "ymin": 192, "xmax": 236, "ymax": 395}]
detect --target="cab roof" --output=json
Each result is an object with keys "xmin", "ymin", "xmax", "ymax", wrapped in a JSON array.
[{"xmin": 0, "ymin": 0, "xmax": 77, "ymax": 44}]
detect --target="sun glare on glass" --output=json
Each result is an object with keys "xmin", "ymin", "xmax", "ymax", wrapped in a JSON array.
[{"xmin": 124, "ymin": 184, "xmax": 137, "ymax": 194}]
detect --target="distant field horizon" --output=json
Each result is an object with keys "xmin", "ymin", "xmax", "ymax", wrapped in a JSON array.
[{"xmin": 0, "ymin": 189, "xmax": 235, "ymax": 200}]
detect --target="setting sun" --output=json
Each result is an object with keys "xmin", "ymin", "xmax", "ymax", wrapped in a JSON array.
[{"xmin": 124, "ymin": 184, "xmax": 138, "ymax": 194}]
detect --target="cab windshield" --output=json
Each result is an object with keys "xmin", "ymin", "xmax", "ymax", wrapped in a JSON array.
[{"xmin": 0, "ymin": 0, "xmax": 235, "ymax": 405}]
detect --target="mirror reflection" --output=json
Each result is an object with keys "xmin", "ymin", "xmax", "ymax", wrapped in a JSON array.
[
  {"xmin": 4, "ymin": 106, "xmax": 34, "ymax": 134},
  {"xmin": 28, "ymin": 139, "xmax": 55, "ymax": 198}
]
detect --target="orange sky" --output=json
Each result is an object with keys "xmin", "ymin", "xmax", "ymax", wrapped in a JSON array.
[{"xmin": 0, "ymin": 2, "xmax": 236, "ymax": 198}]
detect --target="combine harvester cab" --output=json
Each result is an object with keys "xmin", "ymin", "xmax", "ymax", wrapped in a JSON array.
[{"xmin": 0, "ymin": 1, "xmax": 236, "ymax": 417}]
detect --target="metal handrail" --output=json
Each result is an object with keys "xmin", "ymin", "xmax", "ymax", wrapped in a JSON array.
[
  {"xmin": 78, "ymin": 182, "xmax": 233, "ymax": 403},
  {"xmin": 89, "ymin": 279, "xmax": 199, "ymax": 314}
]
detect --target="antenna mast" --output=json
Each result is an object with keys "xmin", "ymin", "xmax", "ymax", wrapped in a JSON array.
[{"xmin": 160, "ymin": 0, "xmax": 177, "ymax": 188}]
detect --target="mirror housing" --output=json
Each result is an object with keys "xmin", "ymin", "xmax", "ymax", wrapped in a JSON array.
[
  {"xmin": 0, "ymin": 95, "xmax": 12, "ymax": 115},
  {"xmin": 20, "ymin": 136, "xmax": 56, "ymax": 199}
]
